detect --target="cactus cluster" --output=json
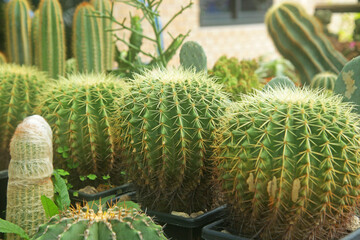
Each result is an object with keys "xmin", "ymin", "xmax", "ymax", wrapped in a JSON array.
[
  {"xmin": 6, "ymin": 115, "xmax": 54, "ymax": 240},
  {"xmin": 39, "ymin": 73, "xmax": 128, "ymax": 176},
  {"xmin": 0, "ymin": 64, "xmax": 48, "ymax": 169},
  {"xmin": 116, "ymin": 68, "xmax": 229, "ymax": 213},
  {"xmin": 310, "ymin": 71, "xmax": 337, "ymax": 91},
  {"xmin": 214, "ymin": 87, "xmax": 360, "ymax": 240},
  {"xmin": 179, "ymin": 41, "xmax": 207, "ymax": 73},
  {"xmin": 32, "ymin": 204, "xmax": 167, "ymax": 240},
  {"xmin": 265, "ymin": 2, "xmax": 347, "ymax": 85}
]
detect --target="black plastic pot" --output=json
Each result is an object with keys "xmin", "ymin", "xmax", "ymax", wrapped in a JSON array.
[
  {"xmin": 68, "ymin": 183, "xmax": 135, "ymax": 205},
  {"xmin": 341, "ymin": 227, "xmax": 360, "ymax": 240},
  {"xmin": 202, "ymin": 219, "xmax": 249, "ymax": 240},
  {"xmin": 0, "ymin": 170, "xmax": 8, "ymax": 239}
]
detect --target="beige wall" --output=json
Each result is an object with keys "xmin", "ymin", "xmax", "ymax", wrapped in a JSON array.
[{"xmin": 112, "ymin": 0, "xmax": 356, "ymax": 68}]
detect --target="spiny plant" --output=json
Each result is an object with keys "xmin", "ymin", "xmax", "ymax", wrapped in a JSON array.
[
  {"xmin": 116, "ymin": 67, "xmax": 229, "ymax": 213},
  {"xmin": 31, "ymin": 10, "xmax": 40, "ymax": 66},
  {"xmin": 6, "ymin": 115, "xmax": 54, "ymax": 240},
  {"xmin": 265, "ymin": 2, "xmax": 347, "ymax": 85},
  {"xmin": 263, "ymin": 76, "xmax": 296, "ymax": 91},
  {"xmin": 31, "ymin": 204, "xmax": 167, "ymax": 240},
  {"xmin": 0, "ymin": 64, "xmax": 48, "ymax": 170},
  {"xmin": 5, "ymin": 0, "xmax": 32, "ymax": 65},
  {"xmin": 310, "ymin": 71, "xmax": 337, "ymax": 92},
  {"xmin": 180, "ymin": 41, "xmax": 207, "ymax": 73},
  {"xmin": 39, "ymin": 73, "xmax": 128, "ymax": 177},
  {"xmin": 37, "ymin": 0, "xmax": 66, "ymax": 79},
  {"xmin": 209, "ymin": 55, "xmax": 260, "ymax": 100},
  {"xmin": 73, "ymin": 2, "xmax": 104, "ymax": 73},
  {"xmin": 214, "ymin": 87, "xmax": 360, "ymax": 240}
]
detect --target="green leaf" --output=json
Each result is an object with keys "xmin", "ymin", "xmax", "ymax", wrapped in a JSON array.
[
  {"xmin": 79, "ymin": 176, "xmax": 86, "ymax": 181},
  {"xmin": 52, "ymin": 170, "xmax": 71, "ymax": 211},
  {"xmin": 56, "ymin": 169, "xmax": 69, "ymax": 176},
  {"xmin": 41, "ymin": 195, "xmax": 59, "ymax": 218},
  {"xmin": 102, "ymin": 175, "xmax": 110, "ymax": 180},
  {"xmin": 87, "ymin": 174, "xmax": 97, "ymax": 180},
  {"xmin": 0, "ymin": 218, "xmax": 29, "ymax": 240},
  {"xmin": 57, "ymin": 147, "xmax": 64, "ymax": 153},
  {"xmin": 62, "ymin": 152, "xmax": 69, "ymax": 159}
]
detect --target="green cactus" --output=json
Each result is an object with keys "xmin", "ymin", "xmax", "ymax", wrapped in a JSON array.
[
  {"xmin": 263, "ymin": 76, "xmax": 296, "ymax": 91},
  {"xmin": 209, "ymin": 55, "xmax": 260, "ymax": 100},
  {"xmin": 31, "ymin": 10, "xmax": 40, "ymax": 66},
  {"xmin": 214, "ymin": 87, "xmax": 360, "ymax": 240},
  {"xmin": 116, "ymin": 68, "xmax": 229, "ymax": 213},
  {"xmin": 39, "ymin": 73, "xmax": 128, "ymax": 176},
  {"xmin": 65, "ymin": 57, "xmax": 77, "ymax": 76},
  {"xmin": 179, "ymin": 41, "xmax": 207, "ymax": 72},
  {"xmin": 31, "ymin": 204, "xmax": 167, "ymax": 240},
  {"xmin": 310, "ymin": 71, "xmax": 337, "ymax": 91},
  {"xmin": 265, "ymin": 2, "xmax": 347, "ymax": 85},
  {"xmin": 91, "ymin": 0, "xmax": 114, "ymax": 71},
  {"xmin": 37, "ymin": 0, "xmax": 66, "ymax": 79},
  {"xmin": 0, "ymin": 52, "xmax": 6, "ymax": 64},
  {"xmin": 126, "ymin": 15, "xmax": 143, "ymax": 64},
  {"xmin": 73, "ymin": 2, "xmax": 104, "ymax": 73},
  {"xmin": 5, "ymin": 0, "xmax": 32, "ymax": 65},
  {"xmin": 6, "ymin": 115, "xmax": 54, "ymax": 240},
  {"xmin": 0, "ymin": 64, "xmax": 48, "ymax": 170}
]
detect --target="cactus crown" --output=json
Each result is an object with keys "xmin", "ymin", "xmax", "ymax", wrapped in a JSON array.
[
  {"xmin": 32, "ymin": 204, "xmax": 167, "ymax": 240},
  {"xmin": 215, "ymin": 87, "xmax": 360, "ymax": 239}
]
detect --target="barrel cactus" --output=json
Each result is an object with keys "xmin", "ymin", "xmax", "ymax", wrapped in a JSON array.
[
  {"xmin": 263, "ymin": 76, "xmax": 295, "ymax": 91},
  {"xmin": 31, "ymin": 204, "xmax": 167, "ymax": 240},
  {"xmin": 265, "ymin": 2, "xmax": 347, "ymax": 85},
  {"xmin": 214, "ymin": 87, "xmax": 360, "ymax": 239},
  {"xmin": 311, "ymin": 71, "xmax": 337, "ymax": 91},
  {"xmin": 116, "ymin": 68, "xmax": 229, "ymax": 213},
  {"xmin": 39, "ymin": 73, "xmax": 128, "ymax": 176},
  {"xmin": 6, "ymin": 115, "xmax": 54, "ymax": 240},
  {"xmin": 0, "ymin": 64, "xmax": 48, "ymax": 170}
]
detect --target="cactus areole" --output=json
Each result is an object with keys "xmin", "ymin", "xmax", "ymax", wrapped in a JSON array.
[{"xmin": 215, "ymin": 87, "xmax": 360, "ymax": 240}]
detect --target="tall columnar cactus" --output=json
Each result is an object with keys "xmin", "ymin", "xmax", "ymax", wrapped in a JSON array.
[
  {"xmin": 0, "ymin": 64, "xmax": 47, "ymax": 170},
  {"xmin": 91, "ymin": 0, "xmax": 114, "ymax": 70},
  {"xmin": 263, "ymin": 76, "xmax": 296, "ymax": 91},
  {"xmin": 0, "ymin": 51, "xmax": 6, "ymax": 64},
  {"xmin": 334, "ymin": 56, "xmax": 360, "ymax": 114},
  {"xmin": 265, "ymin": 2, "xmax": 347, "ymax": 85},
  {"xmin": 5, "ymin": 0, "xmax": 32, "ymax": 65},
  {"xmin": 37, "ymin": 0, "xmax": 66, "ymax": 79},
  {"xmin": 73, "ymin": 2, "xmax": 104, "ymax": 73},
  {"xmin": 39, "ymin": 73, "xmax": 128, "ymax": 176},
  {"xmin": 31, "ymin": 10, "xmax": 40, "ymax": 66},
  {"xmin": 310, "ymin": 71, "xmax": 337, "ymax": 91},
  {"xmin": 214, "ymin": 87, "xmax": 360, "ymax": 240},
  {"xmin": 6, "ymin": 115, "xmax": 54, "ymax": 240},
  {"xmin": 180, "ymin": 41, "xmax": 207, "ymax": 72},
  {"xmin": 116, "ymin": 68, "xmax": 229, "ymax": 213},
  {"xmin": 32, "ymin": 204, "xmax": 167, "ymax": 240}
]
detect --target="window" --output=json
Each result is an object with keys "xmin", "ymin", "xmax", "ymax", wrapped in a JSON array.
[{"xmin": 200, "ymin": 0, "xmax": 273, "ymax": 26}]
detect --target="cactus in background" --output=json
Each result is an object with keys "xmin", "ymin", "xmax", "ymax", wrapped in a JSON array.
[
  {"xmin": 214, "ymin": 87, "xmax": 360, "ymax": 240},
  {"xmin": 32, "ymin": 204, "xmax": 167, "ymax": 240},
  {"xmin": 117, "ymin": 68, "xmax": 229, "ymax": 213},
  {"xmin": 73, "ymin": 2, "xmax": 104, "ymax": 73},
  {"xmin": 37, "ymin": 0, "xmax": 66, "ymax": 79},
  {"xmin": 265, "ymin": 2, "xmax": 347, "ymax": 85},
  {"xmin": 65, "ymin": 58, "xmax": 77, "ymax": 76},
  {"xmin": 0, "ymin": 52, "xmax": 6, "ymax": 64},
  {"xmin": 91, "ymin": 0, "xmax": 114, "ymax": 70},
  {"xmin": 0, "ymin": 64, "xmax": 48, "ymax": 170},
  {"xmin": 314, "ymin": 9, "xmax": 333, "ymax": 37},
  {"xmin": 180, "ymin": 41, "xmax": 207, "ymax": 72},
  {"xmin": 39, "ymin": 73, "xmax": 128, "ymax": 176},
  {"xmin": 263, "ymin": 76, "xmax": 296, "ymax": 91},
  {"xmin": 6, "ymin": 115, "xmax": 54, "ymax": 240},
  {"xmin": 334, "ymin": 56, "xmax": 360, "ymax": 113},
  {"xmin": 127, "ymin": 15, "xmax": 143, "ymax": 63},
  {"xmin": 31, "ymin": 10, "xmax": 40, "ymax": 66},
  {"xmin": 5, "ymin": 0, "xmax": 32, "ymax": 65},
  {"xmin": 310, "ymin": 72, "xmax": 337, "ymax": 91},
  {"xmin": 209, "ymin": 55, "xmax": 260, "ymax": 100}
]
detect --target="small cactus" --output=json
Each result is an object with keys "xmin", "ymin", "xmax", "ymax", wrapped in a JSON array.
[
  {"xmin": 6, "ymin": 115, "xmax": 54, "ymax": 240},
  {"xmin": 310, "ymin": 71, "xmax": 337, "ymax": 91},
  {"xmin": 32, "ymin": 204, "xmax": 167, "ymax": 240},
  {"xmin": 180, "ymin": 41, "xmax": 207, "ymax": 72},
  {"xmin": 263, "ymin": 76, "xmax": 296, "ymax": 91}
]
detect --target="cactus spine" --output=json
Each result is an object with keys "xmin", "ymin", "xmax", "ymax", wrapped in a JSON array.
[
  {"xmin": 263, "ymin": 76, "xmax": 296, "ymax": 91},
  {"xmin": 91, "ymin": 0, "xmax": 114, "ymax": 70},
  {"xmin": 73, "ymin": 2, "xmax": 104, "ymax": 73},
  {"xmin": 215, "ymin": 87, "xmax": 360, "ymax": 239},
  {"xmin": 0, "ymin": 64, "xmax": 47, "ymax": 170},
  {"xmin": 32, "ymin": 204, "xmax": 167, "ymax": 240},
  {"xmin": 31, "ymin": 10, "xmax": 39, "ymax": 66},
  {"xmin": 117, "ymin": 68, "xmax": 229, "ymax": 213},
  {"xmin": 6, "ymin": 115, "xmax": 54, "ymax": 240},
  {"xmin": 0, "ymin": 52, "xmax": 6, "ymax": 64},
  {"xmin": 5, "ymin": 0, "xmax": 32, "ymax": 65},
  {"xmin": 37, "ymin": 0, "xmax": 66, "ymax": 79},
  {"xmin": 310, "ymin": 71, "xmax": 337, "ymax": 91},
  {"xmin": 180, "ymin": 41, "xmax": 207, "ymax": 72},
  {"xmin": 265, "ymin": 2, "xmax": 347, "ymax": 85},
  {"xmin": 40, "ymin": 73, "xmax": 127, "ymax": 176}
]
